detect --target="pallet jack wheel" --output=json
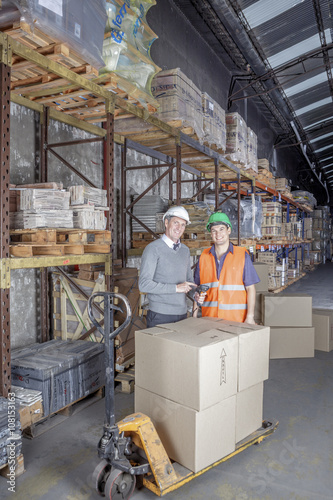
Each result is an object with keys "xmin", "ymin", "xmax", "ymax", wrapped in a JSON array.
[
  {"xmin": 93, "ymin": 459, "xmax": 112, "ymax": 496},
  {"xmin": 104, "ymin": 468, "xmax": 136, "ymax": 500}
]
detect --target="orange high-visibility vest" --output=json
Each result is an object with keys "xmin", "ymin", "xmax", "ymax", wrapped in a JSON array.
[{"xmin": 199, "ymin": 245, "xmax": 248, "ymax": 322}]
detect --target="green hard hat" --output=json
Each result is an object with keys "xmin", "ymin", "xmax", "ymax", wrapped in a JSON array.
[{"xmin": 206, "ymin": 212, "xmax": 232, "ymax": 231}]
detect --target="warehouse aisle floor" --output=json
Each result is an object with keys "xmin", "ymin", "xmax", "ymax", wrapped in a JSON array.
[{"xmin": 2, "ymin": 263, "xmax": 333, "ymax": 500}]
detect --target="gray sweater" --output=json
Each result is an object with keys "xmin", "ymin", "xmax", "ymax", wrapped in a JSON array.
[{"xmin": 139, "ymin": 238, "xmax": 193, "ymax": 315}]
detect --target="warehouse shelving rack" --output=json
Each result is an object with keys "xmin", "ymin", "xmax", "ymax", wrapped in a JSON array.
[{"xmin": 0, "ymin": 29, "xmax": 314, "ymax": 397}]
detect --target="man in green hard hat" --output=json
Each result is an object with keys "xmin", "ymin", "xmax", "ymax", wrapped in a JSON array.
[{"xmin": 193, "ymin": 212, "xmax": 259, "ymax": 324}]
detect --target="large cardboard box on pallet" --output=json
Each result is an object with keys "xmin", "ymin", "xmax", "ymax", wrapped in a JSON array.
[
  {"xmin": 269, "ymin": 327, "xmax": 315, "ymax": 359},
  {"xmin": 262, "ymin": 293, "xmax": 312, "ymax": 327},
  {"xmin": 135, "ymin": 317, "xmax": 270, "ymax": 410},
  {"xmin": 135, "ymin": 386, "xmax": 236, "ymax": 473},
  {"xmin": 135, "ymin": 318, "xmax": 239, "ymax": 411},
  {"xmin": 253, "ymin": 262, "xmax": 269, "ymax": 292},
  {"xmin": 236, "ymin": 382, "xmax": 263, "ymax": 443},
  {"xmin": 312, "ymin": 309, "xmax": 333, "ymax": 352}
]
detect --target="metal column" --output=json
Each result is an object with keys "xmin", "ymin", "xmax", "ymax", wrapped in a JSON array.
[
  {"xmin": 40, "ymin": 107, "xmax": 49, "ymax": 343},
  {"xmin": 0, "ymin": 62, "xmax": 11, "ymax": 397},
  {"xmin": 176, "ymin": 143, "xmax": 182, "ymax": 204},
  {"xmin": 105, "ymin": 111, "xmax": 114, "ymax": 291},
  {"xmin": 214, "ymin": 159, "xmax": 219, "ymax": 210},
  {"xmin": 237, "ymin": 175, "xmax": 241, "ymax": 246},
  {"xmin": 121, "ymin": 141, "xmax": 127, "ymax": 267}
]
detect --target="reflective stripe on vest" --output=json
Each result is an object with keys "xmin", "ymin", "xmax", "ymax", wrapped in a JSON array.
[{"xmin": 199, "ymin": 246, "xmax": 248, "ymax": 322}]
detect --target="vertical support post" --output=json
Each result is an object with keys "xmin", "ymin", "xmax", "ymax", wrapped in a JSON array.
[
  {"xmin": 121, "ymin": 141, "xmax": 127, "ymax": 267},
  {"xmin": 40, "ymin": 107, "xmax": 49, "ymax": 342},
  {"xmin": 105, "ymin": 110, "xmax": 115, "ymax": 291},
  {"xmin": 0, "ymin": 62, "xmax": 11, "ymax": 397},
  {"xmin": 214, "ymin": 158, "xmax": 219, "ymax": 210},
  {"xmin": 237, "ymin": 174, "xmax": 241, "ymax": 246},
  {"xmin": 176, "ymin": 142, "xmax": 181, "ymax": 204},
  {"xmin": 169, "ymin": 165, "xmax": 173, "ymax": 201}
]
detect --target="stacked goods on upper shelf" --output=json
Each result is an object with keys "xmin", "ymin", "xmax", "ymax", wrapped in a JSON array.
[
  {"xmin": 245, "ymin": 128, "xmax": 258, "ymax": 173},
  {"xmin": 10, "ymin": 184, "xmax": 73, "ymax": 229},
  {"xmin": 102, "ymin": 0, "xmax": 160, "ymax": 96},
  {"xmin": 201, "ymin": 92, "xmax": 226, "ymax": 152},
  {"xmin": 151, "ymin": 68, "xmax": 204, "ymax": 140},
  {"xmin": 311, "ymin": 206, "xmax": 331, "ymax": 264},
  {"xmin": 69, "ymin": 185, "xmax": 108, "ymax": 230},
  {"xmin": 291, "ymin": 190, "xmax": 316, "ymax": 210},
  {"xmin": 225, "ymin": 113, "xmax": 247, "ymax": 165},
  {"xmin": 257, "ymin": 159, "xmax": 276, "ymax": 189},
  {"xmin": 261, "ymin": 201, "xmax": 282, "ymax": 238},
  {"xmin": 304, "ymin": 217, "xmax": 313, "ymax": 240},
  {"xmin": 0, "ymin": 396, "xmax": 22, "ymax": 467},
  {"xmin": 4, "ymin": 0, "xmax": 107, "ymax": 69},
  {"xmin": 257, "ymin": 252, "xmax": 286, "ymax": 290},
  {"xmin": 275, "ymin": 177, "xmax": 292, "ymax": 198}
]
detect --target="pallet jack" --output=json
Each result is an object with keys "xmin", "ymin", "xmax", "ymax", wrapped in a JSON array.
[{"xmin": 88, "ymin": 291, "xmax": 278, "ymax": 499}]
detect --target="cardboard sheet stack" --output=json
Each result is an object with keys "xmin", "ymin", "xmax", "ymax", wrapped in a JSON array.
[
  {"xmin": 11, "ymin": 386, "xmax": 43, "ymax": 430},
  {"xmin": 11, "ymin": 340, "xmax": 105, "ymax": 417},
  {"xmin": 262, "ymin": 293, "xmax": 314, "ymax": 358},
  {"xmin": 69, "ymin": 185, "xmax": 107, "ymax": 230},
  {"xmin": 0, "ymin": 397, "xmax": 22, "ymax": 467},
  {"xmin": 10, "ymin": 188, "xmax": 73, "ymax": 229},
  {"xmin": 151, "ymin": 68, "xmax": 204, "ymax": 140},
  {"xmin": 135, "ymin": 317, "xmax": 270, "ymax": 473},
  {"xmin": 225, "ymin": 112, "xmax": 247, "ymax": 165}
]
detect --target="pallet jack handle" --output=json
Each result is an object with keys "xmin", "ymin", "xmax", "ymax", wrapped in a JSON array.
[{"xmin": 88, "ymin": 292, "xmax": 132, "ymax": 428}]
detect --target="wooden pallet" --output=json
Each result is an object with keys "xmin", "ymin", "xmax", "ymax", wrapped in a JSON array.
[
  {"xmin": 0, "ymin": 454, "xmax": 25, "ymax": 479},
  {"xmin": 23, "ymin": 388, "xmax": 104, "ymax": 439},
  {"xmin": 115, "ymin": 366, "xmax": 135, "ymax": 394},
  {"xmin": 10, "ymin": 229, "xmax": 111, "ymax": 257}
]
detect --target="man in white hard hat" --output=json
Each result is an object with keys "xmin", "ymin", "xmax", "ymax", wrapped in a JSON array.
[{"xmin": 139, "ymin": 205, "xmax": 196, "ymax": 328}]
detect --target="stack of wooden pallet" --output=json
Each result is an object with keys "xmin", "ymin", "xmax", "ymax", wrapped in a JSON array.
[{"xmin": 257, "ymin": 159, "xmax": 276, "ymax": 189}]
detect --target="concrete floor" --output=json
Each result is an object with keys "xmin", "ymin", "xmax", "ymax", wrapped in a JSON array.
[{"xmin": 2, "ymin": 263, "xmax": 333, "ymax": 500}]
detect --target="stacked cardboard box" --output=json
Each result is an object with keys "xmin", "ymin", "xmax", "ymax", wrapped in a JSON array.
[
  {"xmin": 225, "ymin": 112, "xmax": 247, "ymax": 164},
  {"xmin": 12, "ymin": 386, "xmax": 43, "ymax": 429},
  {"xmin": 275, "ymin": 178, "xmax": 291, "ymax": 195},
  {"xmin": 257, "ymin": 252, "xmax": 284, "ymax": 290},
  {"xmin": 257, "ymin": 159, "xmax": 276, "ymax": 189},
  {"xmin": 69, "ymin": 185, "xmax": 107, "ymax": 230},
  {"xmin": 253, "ymin": 262, "xmax": 269, "ymax": 324},
  {"xmin": 246, "ymin": 127, "xmax": 258, "ymax": 172},
  {"xmin": 151, "ymin": 68, "xmax": 204, "ymax": 140},
  {"xmin": 201, "ymin": 92, "xmax": 226, "ymax": 151},
  {"xmin": 261, "ymin": 201, "xmax": 282, "ymax": 238},
  {"xmin": 135, "ymin": 317, "xmax": 270, "ymax": 472},
  {"xmin": 312, "ymin": 309, "xmax": 333, "ymax": 352},
  {"xmin": 262, "ymin": 294, "xmax": 314, "ymax": 358},
  {"xmin": 304, "ymin": 217, "xmax": 313, "ymax": 239}
]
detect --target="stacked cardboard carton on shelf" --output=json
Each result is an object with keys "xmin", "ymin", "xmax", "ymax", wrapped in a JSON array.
[
  {"xmin": 135, "ymin": 317, "xmax": 270, "ymax": 472},
  {"xmin": 261, "ymin": 201, "xmax": 282, "ymax": 238},
  {"xmin": 201, "ymin": 92, "xmax": 226, "ymax": 151},
  {"xmin": 257, "ymin": 159, "xmax": 276, "ymax": 189},
  {"xmin": 225, "ymin": 112, "xmax": 247, "ymax": 165},
  {"xmin": 257, "ymin": 252, "xmax": 285, "ymax": 290},
  {"xmin": 312, "ymin": 309, "xmax": 333, "ymax": 352},
  {"xmin": 262, "ymin": 294, "xmax": 314, "ymax": 358},
  {"xmin": 246, "ymin": 127, "xmax": 258, "ymax": 173},
  {"xmin": 151, "ymin": 68, "xmax": 204, "ymax": 140}
]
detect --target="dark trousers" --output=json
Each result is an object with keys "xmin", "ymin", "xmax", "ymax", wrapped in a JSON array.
[{"xmin": 146, "ymin": 310, "xmax": 187, "ymax": 328}]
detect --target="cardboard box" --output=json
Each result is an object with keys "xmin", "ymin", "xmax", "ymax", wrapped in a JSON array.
[
  {"xmin": 262, "ymin": 293, "xmax": 312, "ymax": 327},
  {"xmin": 19, "ymin": 400, "xmax": 44, "ymax": 429},
  {"xmin": 209, "ymin": 319, "xmax": 270, "ymax": 391},
  {"xmin": 312, "ymin": 309, "xmax": 333, "ymax": 352},
  {"xmin": 236, "ymin": 383, "xmax": 263, "ymax": 443},
  {"xmin": 254, "ymin": 293, "xmax": 263, "ymax": 324},
  {"xmin": 253, "ymin": 263, "xmax": 269, "ymax": 292},
  {"xmin": 270, "ymin": 327, "xmax": 315, "ymax": 359},
  {"xmin": 135, "ymin": 386, "xmax": 236, "ymax": 473},
  {"xmin": 135, "ymin": 318, "xmax": 239, "ymax": 411}
]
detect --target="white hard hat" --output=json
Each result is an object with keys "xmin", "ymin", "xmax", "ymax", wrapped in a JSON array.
[{"xmin": 163, "ymin": 206, "xmax": 191, "ymax": 224}]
